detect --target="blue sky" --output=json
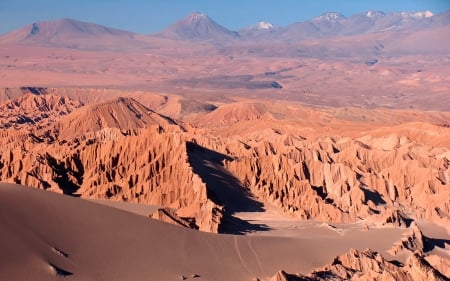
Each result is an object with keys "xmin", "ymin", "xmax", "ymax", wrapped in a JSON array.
[{"xmin": 1, "ymin": 0, "xmax": 449, "ymax": 35}]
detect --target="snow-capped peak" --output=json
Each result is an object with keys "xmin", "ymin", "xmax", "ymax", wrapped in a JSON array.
[
  {"xmin": 246, "ymin": 21, "xmax": 274, "ymax": 30},
  {"xmin": 316, "ymin": 12, "xmax": 345, "ymax": 21},
  {"xmin": 412, "ymin": 10, "xmax": 434, "ymax": 18},
  {"xmin": 365, "ymin": 10, "xmax": 385, "ymax": 18},
  {"xmin": 396, "ymin": 10, "xmax": 434, "ymax": 19},
  {"xmin": 257, "ymin": 21, "xmax": 273, "ymax": 30},
  {"xmin": 191, "ymin": 12, "xmax": 208, "ymax": 21}
]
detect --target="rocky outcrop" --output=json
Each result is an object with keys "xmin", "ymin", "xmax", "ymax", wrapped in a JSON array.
[
  {"xmin": 0, "ymin": 93, "xmax": 82, "ymax": 129},
  {"xmin": 221, "ymin": 133, "xmax": 450, "ymax": 224},
  {"xmin": 269, "ymin": 270, "xmax": 291, "ymax": 281},
  {"xmin": 278, "ymin": 248, "xmax": 448, "ymax": 281},
  {"xmin": 151, "ymin": 204, "xmax": 224, "ymax": 233},
  {"xmin": 151, "ymin": 207, "xmax": 196, "ymax": 229},
  {"xmin": 177, "ymin": 200, "xmax": 224, "ymax": 233},
  {"xmin": 388, "ymin": 222, "xmax": 426, "ymax": 256},
  {"xmin": 0, "ymin": 96, "xmax": 222, "ymax": 232},
  {"xmin": 405, "ymin": 253, "xmax": 449, "ymax": 281},
  {"xmin": 373, "ymin": 208, "xmax": 412, "ymax": 227}
]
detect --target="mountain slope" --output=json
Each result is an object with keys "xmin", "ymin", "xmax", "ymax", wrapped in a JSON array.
[
  {"xmin": 243, "ymin": 9, "xmax": 447, "ymax": 41},
  {"xmin": 238, "ymin": 21, "xmax": 281, "ymax": 40},
  {"xmin": 0, "ymin": 18, "xmax": 138, "ymax": 50},
  {"xmin": 158, "ymin": 12, "xmax": 239, "ymax": 41},
  {"xmin": 53, "ymin": 97, "xmax": 176, "ymax": 140}
]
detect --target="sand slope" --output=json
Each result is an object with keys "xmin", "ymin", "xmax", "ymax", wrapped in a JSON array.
[{"xmin": 0, "ymin": 183, "xmax": 406, "ymax": 281}]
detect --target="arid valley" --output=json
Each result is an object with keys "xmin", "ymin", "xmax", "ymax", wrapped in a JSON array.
[{"xmin": 0, "ymin": 6, "xmax": 449, "ymax": 281}]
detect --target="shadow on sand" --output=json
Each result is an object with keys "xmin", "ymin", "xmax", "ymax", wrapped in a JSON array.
[{"xmin": 186, "ymin": 141, "xmax": 270, "ymax": 234}]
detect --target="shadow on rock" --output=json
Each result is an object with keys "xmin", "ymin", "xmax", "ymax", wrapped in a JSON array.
[{"xmin": 186, "ymin": 141, "xmax": 270, "ymax": 234}]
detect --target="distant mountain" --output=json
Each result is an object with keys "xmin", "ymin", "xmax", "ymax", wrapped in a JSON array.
[
  {"xmin": 313, "ymin": 12, "xmax": 346, "ymax": 22},
  {"xmin": 0, "ymin": 9, "xmax": 448, "ymax": 49},
  {"xmin": 279, "ymin": 21, "xmax": 320, "ymax": 41},
  {"xmin": 238, "ymin": 21, "xmax": 281, "ymax": 40},
  {"xmin": 254, "ymin": 22, "xmax": 275, "ymax": 30},
  {"xmin": 243, "ymin": 12, "xmax": 349, "ymax": 41},
  {"xmin": 157, "ymin": 12, "xmax": 239, "ymax": 42},
  {"xmin": 342, "ymin": 11, "xmax": 387, "ymax": 35},
  {"xmin": 0, "ymin": 18, "xmax": 138, "ymax": 50},
  {"xmin": 242, "ymin": 10, "xmax": 448, "ymax": 41},
  {"xmin": 309, "ymin": 12, "xmax": 346, "ymax": 36},
  {"xmin": 362, "ymin": 11, "xmax": 435, "ymax": 32}
]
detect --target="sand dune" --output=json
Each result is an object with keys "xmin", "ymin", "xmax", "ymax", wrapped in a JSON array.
[{"xmin": 0, "ymin": 183, "xmax": 408, "ymax": 281}]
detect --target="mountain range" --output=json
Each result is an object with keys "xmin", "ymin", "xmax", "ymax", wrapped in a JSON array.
[{"xmin": 1, "ymin": 10, "xmax": 449, "ymax": 48}]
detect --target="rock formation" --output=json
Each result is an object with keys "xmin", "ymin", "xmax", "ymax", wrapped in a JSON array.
[
  {"xmin": 279, "ymin": 248, "xmax": 449, "ymax": 281},
  {"xmin": 377, "ymin": 209, "xmax": 412, "ymax": 227},
  {"xmin": 221, "ymin": 133, "xmax": 450, "ymax": 225},
  {"xmin": 0, "ymin": 93, "xmax": 82, "ymax": 129},
  {"xmin": 150, "ymin": 207, "xmax": 196, "ymax": 229},
  {"xmin": 388, "ymin": 221, "xmax": 426, "ymax": 256},
  {"xmin": 0, "ymin": 92, "xmax": 449, "ymax": 235},
  {"xmin": 0, "ymin": 95, "xmax": 222, "ymax": 232}
]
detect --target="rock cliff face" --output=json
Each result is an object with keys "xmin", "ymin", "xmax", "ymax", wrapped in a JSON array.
[
  {"xmin": 222, "ymin": 133, "xmax": 450, "ymax": 224},
  {"xmin": 0, "ymin": 95, "xmax": 222, "ymax": 232},
  {"xmin": 0, "ymin": 92, "xmax": 449, "ymax": 234}
]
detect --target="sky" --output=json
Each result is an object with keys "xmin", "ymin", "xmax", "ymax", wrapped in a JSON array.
[{"xmin": 1, "ymin": 0, "xmax": 449, "ymax": 35}]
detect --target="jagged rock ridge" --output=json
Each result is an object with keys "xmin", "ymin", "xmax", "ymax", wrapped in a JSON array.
[
  {"xmin": 0, "ymin": 93, "xmax": 82, "ymax": 129},
  {"xmin": 0, "ymin": 95, "xmax": 221, "ymax": 232},
  {"xmin": 275, "ymin": 248, "xmax": 449, "ymax": 281}
]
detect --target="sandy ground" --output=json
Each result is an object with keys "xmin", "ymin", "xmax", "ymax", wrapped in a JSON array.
[
  {"xmin": 1, "ymin": 44, "xmax": 450, "ymax": 111},
  {"xmin": 0, "ymin": 183, "xmax": 405, "ymax": 281},
  {"xmin": 233, "ymin": 204, "xmax": 370, "ymax": 238},
  {"xmin": 89, "ymin": 199, "xmax": 160, "ymax": 217}
]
